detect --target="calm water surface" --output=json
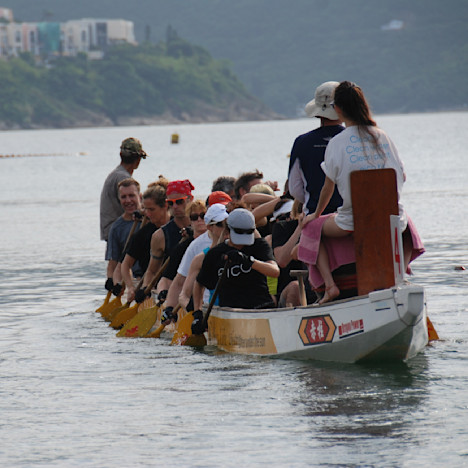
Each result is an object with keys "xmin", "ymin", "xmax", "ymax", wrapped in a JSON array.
[{"xmin": 0, "ymin": 114, "xmax": 467, "ymax": 467}]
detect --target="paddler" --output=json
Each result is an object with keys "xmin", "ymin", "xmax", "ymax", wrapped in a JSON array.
[
  {"xmin": 117, "ymin": 177, "xmax": 170, "ymax": 301},
  {"xmin": 104, "ymin": 178, "xmax": 143, "ymax": 293},
  {"xmin": 134, "ymin": 179, "xmax": 194, "ymax": 303},
  {"xmin": 191, "ymin": 208, "xmax": 279, "ymax": 334}
]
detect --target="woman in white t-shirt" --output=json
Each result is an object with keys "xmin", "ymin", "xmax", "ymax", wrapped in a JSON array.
[{"xmin": 303, "ymin": 81, "xmax": 407, "ymax": 304}]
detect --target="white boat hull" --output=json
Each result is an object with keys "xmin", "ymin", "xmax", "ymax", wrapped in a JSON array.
[{"xmin": 207, "ymin": 284, "xmax": 428, "ymax": 363}]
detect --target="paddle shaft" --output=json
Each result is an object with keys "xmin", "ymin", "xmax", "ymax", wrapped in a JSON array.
[
  {"xmin": 150, "ymin": 303, "xmax": 182, "ymax": 338},
  {"xmin": 142, "ymin": 256, "xmax": 170, "ymax": 296},
  {"xmin": 202, "ymin": 259, "xmax": 230, "ymax": 329}
]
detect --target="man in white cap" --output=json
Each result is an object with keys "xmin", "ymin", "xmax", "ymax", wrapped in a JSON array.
[
  {"xmin": 191, "ymin": 208, "xmax": 279, "ymax": 333},
  {"xmin": 288, "ymin": 81, "xmax": 344, "ymax": 215}
]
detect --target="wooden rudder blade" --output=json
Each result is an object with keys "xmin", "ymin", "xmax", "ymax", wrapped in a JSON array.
[{"xmin": 350, "ymin": 169, "xmax": 398, "ymax": 295}]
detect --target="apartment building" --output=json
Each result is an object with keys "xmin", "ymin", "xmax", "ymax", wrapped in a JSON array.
[{"xmin": 0, "ymin": 7, "xmax": 136, "ymax": 59}]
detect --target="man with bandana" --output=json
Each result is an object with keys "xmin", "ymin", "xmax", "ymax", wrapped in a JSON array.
[{"xmin": 134, "ymin": 179, "xmax": 194, "ymax": 303}]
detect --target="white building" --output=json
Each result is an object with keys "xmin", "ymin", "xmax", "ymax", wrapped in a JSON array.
[{"xmin": 0, "ymin": 7, "xmax": 136, "ymax": 59}]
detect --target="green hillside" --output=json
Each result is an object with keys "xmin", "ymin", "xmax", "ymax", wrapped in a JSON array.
[
  {"xmin": 0, "ymin": 37, "xmax": 273, "ymax": 129},
  {"xmin": 3, "ymin": 0, "xmax": 468, "ymax": 117}
]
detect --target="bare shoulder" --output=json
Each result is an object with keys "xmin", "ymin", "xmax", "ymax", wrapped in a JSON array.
[{"xmin": 150, "ymin": 227, "xmax": 165, "ymax": 248}]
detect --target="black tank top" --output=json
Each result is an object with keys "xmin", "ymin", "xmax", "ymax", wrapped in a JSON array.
[{"xmin": 162, "ymin": 219, "xmax": 183, "ymax": 259}]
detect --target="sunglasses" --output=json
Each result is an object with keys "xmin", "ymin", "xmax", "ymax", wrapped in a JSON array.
[
  {"xmin": 189, "ymin": 212, "xmax": 205, "ymax": 221},
  {"xmin": 230, "ymin": 227, "xmax": 255, "ymax": 235},
  {"xmin": 166, "ymin": 197, "xmax": 187, "ymax": 206}
]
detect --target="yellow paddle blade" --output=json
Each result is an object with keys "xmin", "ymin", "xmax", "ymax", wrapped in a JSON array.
[
  {"xmin": 183, "ymin": 333, "xmax": 207, "ymax": 347},
  {"xmin": 427, "ymin": 316, "xmax": 440, "ymax": 341},
  {"xmin": 146, "ymin": 322, "xmax": 166, "ymax": 339},
  {"xmin": 116, "ymin": 306, "xmax": 159, "ymax": 338},
  {"xmin": 109, "ymin": 303, "xmax": 140, "ymax": 329},
  {"xmin": 171, "ymin": 312, "xmax": 195, "ymax": 345},
  {"xmin": 103, "ymin": 300, "xmax": 127, "ymax": 322},
  {"xmin": 101, "ymin": 296, "xmax": 123, "ymax": 319},
  {"xmin": 96, "ymin": 291, "xmax": 112, "ymax": 313}
]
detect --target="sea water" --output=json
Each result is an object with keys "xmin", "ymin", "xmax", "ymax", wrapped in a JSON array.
[{"xmin": 0, "ymin": 113, "xmax": 467, "ymax": 467}]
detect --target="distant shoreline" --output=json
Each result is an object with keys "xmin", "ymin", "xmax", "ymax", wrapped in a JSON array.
[{"xmin": 2, "ymin": 107, "xmax": 466, "ymax": 132}]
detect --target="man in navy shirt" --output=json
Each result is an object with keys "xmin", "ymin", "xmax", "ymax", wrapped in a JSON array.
[{"xmin": 288, "ymin": 81, "xmax": 344, "ymax": 215}]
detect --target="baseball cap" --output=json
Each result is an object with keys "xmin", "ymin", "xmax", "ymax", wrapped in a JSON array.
[
  {"xmin": 120, "ymin": 137, "xmax": 147, "ymax": 159},
  {"xmin": 204, "ymin": 203, "xmax": 229, "ymax": 225},
  {"xmin": 227, "ymin": 208, "xmax": 255, "ymax": 246},
  {"xmin": 208, "ymin": 191, "xmax": 232, "ymax": 206},
  {"xmin": 271, "ymin": 199, "xmax": 294, "ymax": 221}
]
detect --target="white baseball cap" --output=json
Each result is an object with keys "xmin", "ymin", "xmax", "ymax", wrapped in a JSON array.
[{"xmin": 204, "ymin": 203, "xmax": 228, "ymax": 225}]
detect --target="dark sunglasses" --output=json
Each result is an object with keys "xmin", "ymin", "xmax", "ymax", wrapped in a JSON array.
[
  {"xmin": 230, "ymin": 227, "xmax": 255, "ymax": 235},
  {"xmin": 189, "ymin": 212, "xmax": 205, "ymax": 221},
  {"xmin": 167, "ymin": 197, "xmax": 187, "ymax": 206}
]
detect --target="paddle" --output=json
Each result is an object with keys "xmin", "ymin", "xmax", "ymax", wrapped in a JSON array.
[
  {"xmin": 145, "ymin": 304, "xmax": 182, "ymax": 339},
  {"xmin": 290, "ymin": 270, "xmax": 308, "ymax": 306},
  {"xmin": 110, "ymin": 257, "xmax": 170, "ymax": 329},
  {"xmin": 171, "ymin": 258, "xmax": 229, "ymax": 346},
  {"xmin": 119, "ymin": 303, "xmax": 182, "ymax": 339},
  {"xmin": 95, "ymin": 291, "xmax": 112, "ymax": 313},
  {"xmin": 105, "ymin": 277, "xmax": 142, "ymax": 322},
  {"xmin": 115, "ymin": 232, "xmax": 192, "ymax": 335},
  {"xmin": 427, "ymin": 317, "xmax": 439, "ymax": 341},
  {"xmin": 96, "ymin": 214, "xmax": 142, "ymax": 315}
]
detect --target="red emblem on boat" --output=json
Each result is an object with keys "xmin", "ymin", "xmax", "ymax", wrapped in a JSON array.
[{"xmin": 298, "ymin": 315, "xmax": 336, "ymax": 346}]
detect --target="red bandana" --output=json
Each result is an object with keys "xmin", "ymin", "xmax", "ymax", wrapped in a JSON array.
[{"xmin": 166, "ymin": 179, "xmax": 195, "ymax": 196}]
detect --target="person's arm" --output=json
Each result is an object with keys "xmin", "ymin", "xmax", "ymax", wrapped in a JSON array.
[
  {"xmin": 143, "ymin": 229, "xmax": 165, "ymax": 289},
  {"xmin": 179, "ymin": 253, "xmax": 205, "ymax": 310},
  {"xmin": 112, "ymin": 262, "xmax": 122, "ymax": 284},
  {"xmin": 241, "ymin": 192, "xmax": 276, "ymax": 205},
  {"xmin": 288, "ymin": 158, "xmax": 305, "ymax": 204},
  {"xmin": 251, "ymin": 258, "xmax": 280, "ymax": 278},
  {"xmin": 163, "ymin": 273, "xmax": 186, "ymax": 308},
  {"xmin": 273, "ymin": 215, "xmax": 305, "ymax": 268},
  {"xmin": 121, "ymin": 254, "xmax": 136, "ymax": 301},
  {"xmin": 192, "ymin": 280, "xmax": 205, "ymax": 311},
  {"xmin": 251, "ymin": 197, "xmax": 280, "ymax": 224},
  {"xmin": 106, "ymin": 259, "xmax": 118, "ymax": 280},
  {"xmin": 303, "ymin": 176, "xmax": 335, "ymax": 225}
]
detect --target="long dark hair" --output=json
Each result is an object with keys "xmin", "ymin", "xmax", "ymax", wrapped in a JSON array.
[{"xmin": 334, "ymin": 81, "xmax": 386, "ymax": 164}]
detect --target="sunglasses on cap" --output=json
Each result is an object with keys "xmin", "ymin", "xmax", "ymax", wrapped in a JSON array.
[
  {"xmin": 189, "ymin": 212, "xmax": 205, "ymax": 221},
  {"xmin": 208, "ymin": 220, "xmax": 226, "ymax": 227},
  {"xmin": 230, "ymin": 227, "xmax": 255, "ymax": 235},
  {"xmin": 166, "ymin": 197, "xmax": 188, "ymax": 206}
]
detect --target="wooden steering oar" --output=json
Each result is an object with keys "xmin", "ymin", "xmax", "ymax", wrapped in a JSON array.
[
  {"xmin": 171, "ymin": 259, "xmax": 229, "ymax": 346},
  {"xmin": 97, "ymin": 214, "xmax": 143, "ymax": 316},
  {"xmin": 110, "ymin": 257, "xmax": 170, "ymax": 330}
]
